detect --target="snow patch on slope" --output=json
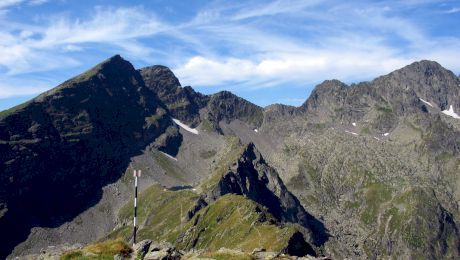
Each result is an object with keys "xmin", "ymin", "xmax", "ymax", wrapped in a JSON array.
[
  {"xmin": 345, "ymin": 130, "xmax": 358, "ymax": 136},
  {"xmin": 442, "ymin": 105, "xmax": 460, "ymax": 119},
  {"xmin": 419, "ymin": 98, "xmax": 434, "ymax": 108},
  {"xmin": 172, "ymin": 118, "xmax": 199, "ymax": 134},
  {"xmin": 160, "ymin": 151, "xmax": 178, "ymax": 161}
]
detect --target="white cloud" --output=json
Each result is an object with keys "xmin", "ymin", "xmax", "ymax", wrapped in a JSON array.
[
  {"xmin": 172, "ymin": 0, "xmax": 460, "ymax": 91},
  {"xmin": 36, "ymin": 7, "xmax": 165, "ymax": 47},
  {"xmin": 445, "ymin": 7, "xmax": 460, "ymax": 13},
  {"xmin": 231, "ymin": 0, "xmax": 323, "ymax": 21},
  {"xmin": 0, "ymin": 0, "xmax": 24, "ymax": 9},
  {"xmin": 62, "ymin": 44, "xmax": 82, "ymax": 52},
  {"xmin": 29, "ymin": 0, "xmax": 48, "ymax": 5},
  {"xmin": 0, "ymin": 7, "xmax": 167, "ymax": 74},
  {"xmin": 174, "ymin": 50, "xmax": 413, "ymax": 90},
  {"xmin": 0, "ymin": 81, "xmax": 50, "ymax": 98},
  {"xmin": 0, "ymin": 0, "xmax": 47, "ymax": 9},
  {"xmin": 175, "ymin": 56, "xmax": 256, "ymax": 86}
]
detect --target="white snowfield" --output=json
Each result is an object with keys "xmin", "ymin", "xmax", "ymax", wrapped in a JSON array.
[
  {"xmin": 419, "ymin": 98, "xmax": 434, "ymax": 107},
  {"xmin": 442, "ymin": 105, "xmax": 460, "ymax": 119},
  {"xmin": 352, "ymin": 122, "xmax": 356, "ymax": 126},
  {"xmin": 383, "ymin": 133, "xmax": 389, "ymax": 136},
  {"xmin": 344, "ymin": 130, "xmax": 358, "ymax": 136},
  {"xmin": 172, "ymin": 118, "xmax": 199, "ymax": 135},
  {"xmin": 160, "ymin": 151, "xmax": 178, "ymax": 161},
  {"xmin": 254, "ymin": 129, "xmax": 259, "ymax": 133}
]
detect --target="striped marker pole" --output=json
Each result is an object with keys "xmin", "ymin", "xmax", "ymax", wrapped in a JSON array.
[{"xmin": 133, "ymin": 169, "xmax": 141, "ymax": 246}]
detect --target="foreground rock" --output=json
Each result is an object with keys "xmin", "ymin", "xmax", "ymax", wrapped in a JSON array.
[{"xmin": 131, "ymin": 240, "xmax": 327, "ymax": 260}]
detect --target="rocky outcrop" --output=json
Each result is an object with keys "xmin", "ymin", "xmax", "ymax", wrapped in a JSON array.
[
  {"xmin": 300, "ymin": 79, "xmax": 384, "ymax": 125},
  {"xmin": 372, "ymin": 60, "xmax": 460, "ymax": 112},
  {"xmin": 133, "ymin": 240, "xmax": 182, "ymax": 260},
  {"xmin": 187, "ymin": 143, "xmax": 329, "ymax": 247},
  {"xmin": 140, "ymin": 65, "xmax": 208, "ymax": 127},
  {"xmin": 204, "ymin": 91, "xmax": 264, "ymax": 132},
  {"xmin": 152, "ymin": 126, "xmax": 183, "ymax": 156},
  {"xmin": 263, "ymin": 103, "xmax": 299, "ymax": 124},
  {"xmin": 282, "ymin": 231, "xmax": 317, "ymax": 257}
]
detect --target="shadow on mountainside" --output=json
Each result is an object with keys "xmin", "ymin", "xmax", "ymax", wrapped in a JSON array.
[
  {"xmin": 0, "ymin": 55, "xmax": 174, "ymax": 258},
  {"xmin": 237, "ymin": 144, "xmax": 330, "ymax": 247},
  {"xmin": 0, "ymin": 144, "xmax": 153, "ymax": 258}
]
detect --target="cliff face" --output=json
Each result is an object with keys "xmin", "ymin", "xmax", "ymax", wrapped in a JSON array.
[
  {"xmin": 205, "ymin": 91, "xmax": 264, "ymax": 132},
  {"xmin": 372, "ymin": 60, "xmax": 460, "ymax": 112},
  {"xmin": 187, "ymin": 142, "xmax": 328, "ymax": 249},
  {"xmin": 140, "ymin": 66, "xmax": 208, "ymax": 127},
  {"xmin": 0, "ymin": 55, "xmax": 173, "ymax": 258}
]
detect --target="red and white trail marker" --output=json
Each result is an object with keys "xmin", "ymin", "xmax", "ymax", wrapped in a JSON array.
[{"xmin": 133, "ymin": 170, "xmax": 142, "ymax": 177}]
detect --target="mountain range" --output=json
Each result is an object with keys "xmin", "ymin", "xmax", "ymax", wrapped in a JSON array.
[{"xmin": 1, "ymin": 55, "xmax": 460, "ymax": 259}]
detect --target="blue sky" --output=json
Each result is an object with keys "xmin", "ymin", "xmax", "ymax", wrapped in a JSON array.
[{"xmin": 1, "ymin": 0, "xmax": 460, "ymax": 111}]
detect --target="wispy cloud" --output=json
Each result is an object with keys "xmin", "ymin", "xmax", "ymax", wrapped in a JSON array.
[
  {"xmin": 0, "ymin": 6, "xmax": 167, "ymax": 74},
  {"xmin": 444, "ymin": 7, "xmax": 460, "ymax": 13},
  {"xmin": 0, "ymin": 0, "xmax": 23, "ymax": 9},
  {"xmin": 0, "ymin": 79, "xmax": 50, "ymax": 98},
  {"xmin": 29, "ymin": 0, "xmax": 48, "ymax": 6},
  {"xmin": 231, "ymin": 0, "xmax": 323, "ymax": 21},
  {"xmin": 0, "ymin": 0, "xmax": 47, "ymax": 9},
  {"xmin": 173, "ymin": 1, "xmax": 459, "ymax": 89}
]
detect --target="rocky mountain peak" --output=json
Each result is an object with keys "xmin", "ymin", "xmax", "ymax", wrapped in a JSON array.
[
  {"xmin": 32, "ymin": 54, "xmax": 139, "ymax": 104},
  {"xmin": 140, "ymin": 65, "xmax": 206, "ymax": 127},
  {"xmin": 403, "ymin": 59, "xmax": 446, "ymax": 74},
  {"xmin": 315, "ymin": 79, "xmax": 347, "ymax": 91},
  {"xmin": 206, "ymin": 91, "xmax": 263, "ymax": 130},
  {"xmin": 384, "ymin": 59, "xmax": 458, "ymax": 86},
  {"xmin": 140, "ymin": 65, "xmax": 182, "ymax": 92},
  {"xmin": 302, "ymin": 80, "xmax": 347, "ymax": 105},
  {"xmin": 300, "ymin": 79, "xmax": 349, "ymax": 116},
  {"xmin": 85, "ymin": 54, "xmax": 137, "ymax": 80},
  {"xmin": 373, "ymin": 60, "xmax": 460, "ymax": 111},
  {"xmin": 210, "ymin": 90, "xmax": 234, "ymax": 99}
]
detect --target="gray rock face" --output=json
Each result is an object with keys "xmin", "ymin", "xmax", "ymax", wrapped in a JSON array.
[
  {"xmin": 133, "ymin": 240, "xmax": 153, "ymax": 259},
  {"xmin": 372, "ymin": 60, "xmax": 460, "ymax": 111},
  {"xmin": 133, "ymin": 240, "xmax": 181, "ymax": 260},
  {"xmin": 140, "ymin": 66, "xmax": 208, "ymax": 127},
  {"xmin": 187, "ymin": 143, "xmax": 329, "ymax": 247},
  {"xmin": 263, "ymin": 104, "xmax": 299, "ymax": 124},
  {"xmin": 204, "ymin": 91, "xmax": 264, "ymax": 132}
]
